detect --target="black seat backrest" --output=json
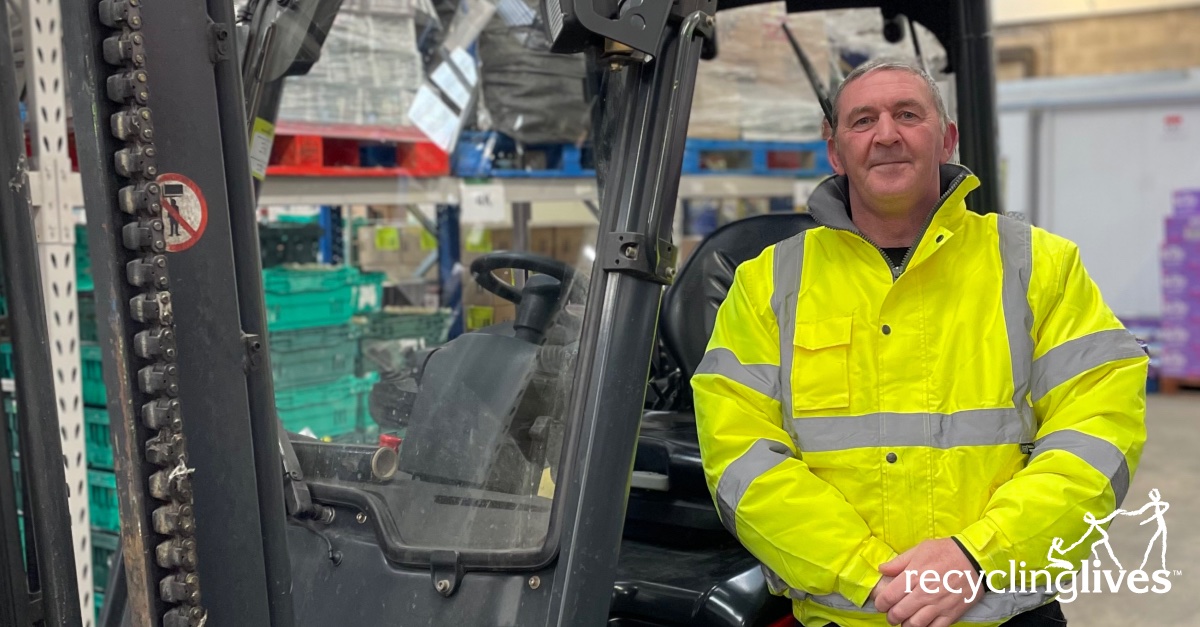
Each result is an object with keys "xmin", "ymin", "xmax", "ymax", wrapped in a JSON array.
[{"xmin": 661, "ymin": 212, "xmax": 819, "ymax": 381}]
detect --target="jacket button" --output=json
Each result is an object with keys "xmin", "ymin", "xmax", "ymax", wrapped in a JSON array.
[
  {"xmin": 886, "ymin": 452, "xmax": 898, "ymax": 463},
  {"xmin": 936, "ymin": 234, "xmax": 945, "ymax": 243},
  {"xmin": 881, "ymin": 324, "xmax": 891, "ymax": 335}
]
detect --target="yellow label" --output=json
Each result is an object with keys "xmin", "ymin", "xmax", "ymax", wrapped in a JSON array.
[
  {"xmin": 464, "ymin": 227, "xmax": 492, "ymax": 253},
  {"xmin": 375, "ymin": 226, "xmax": 401, "ymax": 251},
  {"xmin": 466, "ymin": 305, "xmax": 494, "ymax": 330},
  {"xmin": 420, "ymin": 229, "xmax": 438, "ymax": 251},
  {"xmin": 248, "ymin": 118, "xmax": 276, "ymax": 181}
]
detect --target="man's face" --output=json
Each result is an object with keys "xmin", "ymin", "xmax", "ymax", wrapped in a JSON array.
[{"xmin": 827, "ymin": 69, "xmax": 959, "ymax": 213}]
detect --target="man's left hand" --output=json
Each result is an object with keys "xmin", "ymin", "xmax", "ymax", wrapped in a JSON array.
[{"xmin": 872, "ymin": 538, "xmax": 984, "ymax": 627}]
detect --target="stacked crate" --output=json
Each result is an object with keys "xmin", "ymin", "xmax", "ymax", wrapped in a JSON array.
[
  {"xmin": 265, "ymin": 265, "xmax": 383, "ymax": 440},
  {"xmin": 80, "ymin": 282, "xmax": 118, "ymax": 609},
  {"xmin": 1160, "ymin": 189, "xmax": 1200, "ymax": 386}
]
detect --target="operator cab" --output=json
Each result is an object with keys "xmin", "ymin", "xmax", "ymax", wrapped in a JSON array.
[{"xmin": 624, "ymin": 212, "xmax": 819, "ymax": 545}]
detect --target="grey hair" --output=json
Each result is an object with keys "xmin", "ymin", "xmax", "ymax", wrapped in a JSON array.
[{"xmin": 829, "ymin": 58, "xmax": 950, "ymax": 133}]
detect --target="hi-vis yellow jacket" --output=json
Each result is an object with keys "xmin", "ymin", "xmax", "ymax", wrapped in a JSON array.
[{"xmin": 693, "ymin": 164, "xmax": 1148, "ymax": 627}]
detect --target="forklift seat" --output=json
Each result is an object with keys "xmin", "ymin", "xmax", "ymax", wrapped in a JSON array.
[{"xmin": 627, "ymin": 212, "xmax": 819, "ymax": 542}]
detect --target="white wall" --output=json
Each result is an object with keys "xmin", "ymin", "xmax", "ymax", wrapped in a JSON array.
[
  {"xmin": 994, "ymin": 0, "xmax": 1200, "ymax": 25},
  {"xmin": 998, "ymin": 110, "xmax": 1032, "ymax": 217},
  {"xmin": 1026, "ymin": 104, "xmax": 1200, "ymax": 318}
]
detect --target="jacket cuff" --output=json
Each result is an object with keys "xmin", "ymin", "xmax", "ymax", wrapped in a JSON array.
[
  {"xmin": 836, "ymin": 536, "xmax": 897, "ymax": 608},
  {"xmin": 955, "ymin": 519, "xmax": 1012, "ymax": 586},
  {"xmin": 951, "ymin": 536, "xmax": 983, "ymax": 574}
]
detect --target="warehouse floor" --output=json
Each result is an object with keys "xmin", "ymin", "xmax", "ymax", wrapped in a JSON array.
[{"xmin": 1062, "ymin": 393, "xmax": 1199, "ymax": 625}]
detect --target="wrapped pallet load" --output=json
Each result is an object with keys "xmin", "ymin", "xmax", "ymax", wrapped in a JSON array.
[
  {"xmin": 474, "ymin": 0, "xmax": 591, "ymax": 144},
  {"xmin": 277, "ymin": 0, "xmax": 438, "ymax": 127},
  {"xmin": 688, "ymin": 5, "xmax": 950, "ymax": 141},
  {"xmin": 689, "ymin": 2, "xmax": 828, "ymax": 141}
]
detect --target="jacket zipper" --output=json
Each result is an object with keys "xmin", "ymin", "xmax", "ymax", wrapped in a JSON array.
[{"xmin": 818, "ymin": 173, "xmax": 968, "ymax": 283}]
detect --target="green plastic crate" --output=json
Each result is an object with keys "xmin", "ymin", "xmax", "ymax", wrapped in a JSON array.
[
  {"xmin": 82, "ymin": 343, "xmax": 106, "ymax": 406},
  {"xmin": 363, "ymin": 308, "xmax": 452, "ymax": 344},
  {"xmin": 88, "ymin": 470, "xmax": 119, "ymax": 533},
  {"xmin": 11, "ymin": 457, "xmax": 21, "ymax": 512},
  {"xmin": 76, "ymin": 224, "xmax": 94, "ymax": 293},
  {"xmin": 85, "ymin": 406, "xmax": 112, "ymax": 470},
  {"xmin": 6, "ymin": 394, "xmax": 18, "ymax": 458},
  {"xmin": 1, "ymin": 342, "xmax": 11, "ymax": 379},
  {"xmin": 265, "ymin": 287, "xmax": 356, "ymax": 332},
  {"xmin": 274, "ymin": 373, "xmax": 378, "ymax": 439},
  {"xmin": 263, "ymin": 266, "xmax": 363, "ymax": 331},
  {"xmin": 79, "ymin": 291, "xmax": 97, "ymax": 342},
  {"xmin": 92, "ymin": 529, "xmax": 119, "ymax": 593},
  {"xmin": 263, "ymin": 265, "xmax": 358, "ymax": 293},
  {"xmin": 270, "ymin": 324, "xmax": 362, "ymax": 389},
  {"xmin": 95, "ymin": 591, "xmax": 104, "ymax": 625},
  {"xmin": 352, "ymin": 272, "xmax": 386, "ymax": 314}
]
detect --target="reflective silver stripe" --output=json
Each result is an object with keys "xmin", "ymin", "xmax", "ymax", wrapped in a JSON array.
[
  {"xmin": 760, "ymin": 565, "xmax": 806, "ymax": 600},
  {"xmin": 998, "ymin": 215, "xmax": 1036, "ymax": 440},
  {"xmin": 806, "ymin": 588, "xmax": 1055, "ymax": 623},
  {"xmin": 715, "ymin": 439, "xmax": 794, "ymax": 536},
  {"xmin": 1030, "ymin": 430, "xmax": 1130, "ymax": 506},
  {"xmin": 694, "ymin": 347, "xmax": 781, "ymax": 400},
  {"xmin": 772, "ymin": 232, "xmax": 805, "ymax": 425},
  {"xmin": 1030, "ymin": 329, "xmax": 1146, "ymax": 403},
  {"xmin": 789, "ymin": 408, "xmax": 1027, "ymax": 452}
]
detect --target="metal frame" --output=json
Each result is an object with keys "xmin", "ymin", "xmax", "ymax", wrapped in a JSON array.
[
  {"xmin": 62, "ymin": 0, "xmax": 292, "ymax": 623},
  {"xmin": 19, "ymin": 0, "xmax": 92, "ymax": 621},
  {"xmin": 0, "ymin": 1, "xmax": 82, "ymax": 623},
  {"xmin": 257, "ymin": 174, "xmax": 803, "ymax": 206}
]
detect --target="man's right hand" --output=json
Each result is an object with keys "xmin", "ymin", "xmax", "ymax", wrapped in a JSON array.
[{"xmin": 867, "ymin": 575, "xmax": 895, "ymax": 605}]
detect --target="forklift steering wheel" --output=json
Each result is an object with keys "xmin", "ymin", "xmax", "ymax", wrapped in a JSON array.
[{"xmin": 470, "ymin": 252, "xmax": 586, "ymax": 304}]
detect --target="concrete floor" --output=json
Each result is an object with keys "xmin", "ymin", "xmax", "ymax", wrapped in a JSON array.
[{"xmin": 1062, "ymin": 393, "xmax": 1199, "ymax": 625}]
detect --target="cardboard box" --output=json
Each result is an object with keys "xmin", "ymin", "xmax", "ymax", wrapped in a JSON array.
[
  {"xmin": 1165, "ymin": 216, "xmax": 1200, "ymax": 244},
  {"xmin": 677, "ymin": 235, "xmax": 703, "ymax": 268},
  {"xmin": 493, "ymin": 302, "xmax": 517, "ymax": 324},
  {"xmin": 1161, "ymin": 244, "xmax": 1200, "ymax": 274},
  {"xmin": 1159, "ymin": 324, "xmax": 1196, "ymax": 346},
  {"xmin": 1162, "ymin": 273, "xmax": 1200, "ymax": 299},
  {"xmin": 1173, "ymin": 189, "xmax": 1200, "ymax": 217},
  {"xmin": 554, "ymin": 226, "xmax": 587, "ymax": 265},
  {"xmin": 490, "ymin": 228, "xmax": 512, "ymax": 252},
  {"xmin": 1160, "ymin": 345, "xmax": 1200, "ymax": 378},
  {"xmin": 529, "ymin": 227, "xmax": 556, "ymax": 258}
]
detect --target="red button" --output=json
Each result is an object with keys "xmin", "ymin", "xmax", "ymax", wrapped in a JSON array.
[{"xmin": 379, "ymin": 433, "xmax": 403, "ymax": 451}]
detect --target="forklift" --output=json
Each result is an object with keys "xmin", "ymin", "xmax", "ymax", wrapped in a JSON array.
[{"xmin": 0, "ymin": 0, "xmax": 1001, "ymax": 624}]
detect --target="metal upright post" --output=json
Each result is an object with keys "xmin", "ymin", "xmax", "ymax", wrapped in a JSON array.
[
  {"xmin": 207, "ymin": 0, "xmax": 297, "ymax": 622},
  {"xmin": 0, "ymin": 4, "xmax": 81, "ymax": 624},
  {"xmin": 955, "ymin": 0, "xmax": 1001, "ymax": 215},
  {"xmin": 437, "ymin": 206, "xmax": 463, "ymax": 339},
  {"xmin": 20, "ymin": 0, "xmax": 92, "ymax": 616}
]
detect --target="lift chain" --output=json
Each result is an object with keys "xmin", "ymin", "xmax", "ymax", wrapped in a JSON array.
[{"xmin": 96, "ymin": 0, "xmax": 207, "ymax": 624}]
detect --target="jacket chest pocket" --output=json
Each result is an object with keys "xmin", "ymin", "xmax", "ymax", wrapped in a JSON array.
[{"xmin": 791, "ymin": 315, "xmax": 853, "ymax": 412}]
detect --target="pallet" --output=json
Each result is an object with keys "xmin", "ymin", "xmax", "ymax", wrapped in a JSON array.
[
  {"xmin": 682, "ymin": 138, "xmax": 831, "ymax": 177},
  {"xmin": 1158, "ymin": 376, "xmax": 1200, "ymax": 394},
  {"xmin": 453, "ymin": 131, "xmax": 593, "ymax": 179},
  {"xmin": 267, "ymin": 121, "xmax": 449, "ymax": 178},
  {"xmin": 452, "ymin": 131, "xmax": 834, "ymax": 179}
]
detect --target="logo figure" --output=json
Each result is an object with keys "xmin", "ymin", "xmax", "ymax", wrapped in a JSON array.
[{"xmin": 1046, "ymin": 489, "xmax": 1169, "ymax": 572}]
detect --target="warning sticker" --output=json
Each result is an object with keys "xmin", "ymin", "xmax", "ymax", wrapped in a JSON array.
[{"xmin": 157, "ymin": 173, "xmax": 208, "ymax": 252}]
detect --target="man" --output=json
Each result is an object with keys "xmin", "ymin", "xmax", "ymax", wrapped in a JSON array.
[{"xmin": 692, "ymin": 58, "xmax": 1148, "ymax": 627}]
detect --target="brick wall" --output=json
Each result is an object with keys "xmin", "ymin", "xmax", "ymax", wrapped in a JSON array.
[{"xmin": 995, "ymin": 8, "xmax": 1200, "ymax": 79}]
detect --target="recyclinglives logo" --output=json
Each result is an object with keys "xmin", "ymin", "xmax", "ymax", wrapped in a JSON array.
[{"xmin": 904, "ymin": 490, "xmax": 1177, "ymax": 603}]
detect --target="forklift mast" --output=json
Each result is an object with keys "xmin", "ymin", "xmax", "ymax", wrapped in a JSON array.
[{"xmin": 0, "ymin": 0, "xmax": 998, "ymax": 625}]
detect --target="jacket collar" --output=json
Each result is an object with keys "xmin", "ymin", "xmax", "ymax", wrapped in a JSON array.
[{"xmin": 807, "ymin": 163, "xmax": 980, "ymax": 236}]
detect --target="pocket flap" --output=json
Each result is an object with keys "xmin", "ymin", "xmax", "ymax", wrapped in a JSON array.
[{"xmin": 794, "ymin": 315, "xmax": 853, "ymax": 350}]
